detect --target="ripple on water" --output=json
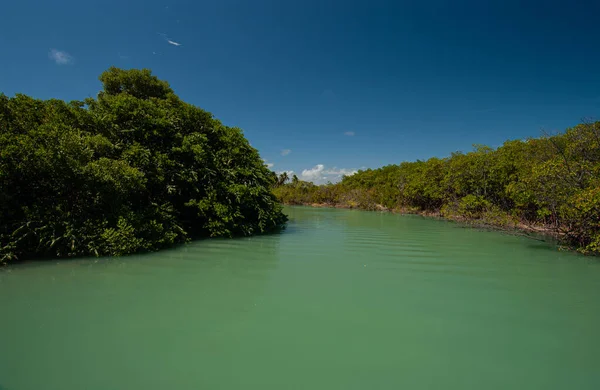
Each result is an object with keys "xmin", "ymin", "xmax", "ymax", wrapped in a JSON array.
[{"xmin": 0, "ymin": 206, "xmax": 599, "ymax": 390}]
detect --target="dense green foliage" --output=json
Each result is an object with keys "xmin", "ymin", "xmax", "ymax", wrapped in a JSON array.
[
  {"xmin": 0, "ymin": 67, "xmax": 286, "ymax": 263},
  {"xmin": 274, "ymin": 122, "xmax": 600, "ymax": 254}
]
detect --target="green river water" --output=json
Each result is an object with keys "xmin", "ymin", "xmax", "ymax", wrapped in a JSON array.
[{"xmin": 1, "ymin": 206, "xmax": 600, "ymax": 389}]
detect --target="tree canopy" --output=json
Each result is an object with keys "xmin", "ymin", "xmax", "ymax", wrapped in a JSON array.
[
  {"xmin": 0, "ymin": 67, "xmax": 287, "ymax": 264},
  {"xmin": 274, "ymin": 121, "xmax": 600, "ymax": 255}
]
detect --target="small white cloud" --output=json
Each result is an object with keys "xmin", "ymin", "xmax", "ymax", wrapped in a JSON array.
[
  {"xmin": 158, "ymin": 32, "xmax": 182, "ymax": 47},
  {"xmin": 276, "ymin": 170, "xmax": 294, "ymax": 177},
  {"xmin": 344, "ymin": 131, "xmax": 355, "ymax": 136},
  {"xmin": 281, "ymin": 149, "xmax": 291, "ymax": 156},
  {"xmin": 263, "ymin": 159, "xmax": 275, "ymax": 169},
  {"xmin": 301, "ymin": 164, "xmax": 325, "ymax": 180},
  {"xmin": 301, "ymin": 164, "xmax": 357, "ymax": 184},
  {"xmin": 48, "ymin": 49, "xmax": 72, "ymax": 65}
]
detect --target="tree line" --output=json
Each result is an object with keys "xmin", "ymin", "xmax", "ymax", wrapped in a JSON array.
[
  {"xmin": 0, "ymin": 67, "xmax": 287, "ymax": 264},
  {"xmin": 273, "ymin": 121, "xmax": 600, "ymax": 254}
]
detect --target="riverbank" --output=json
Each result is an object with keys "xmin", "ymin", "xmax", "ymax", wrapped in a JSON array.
[
  {"xmin": 288, "ymin": 201, "xmax": 563, "ymax": 245},
  {"xmin": 274, "ymin": 122, "xmax": 600, "ymax": 254}
]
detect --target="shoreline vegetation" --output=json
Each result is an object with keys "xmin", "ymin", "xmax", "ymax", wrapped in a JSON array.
[
  {"xmin": 1, "ymin": 68, "xmax": 597, "ymax": 264},
  {"xmin": 287, "ymin": 202, "xmax": 560, "ymax": 243},
  {"xmin": 273, "ymin": 121, "xmax": 600, "ymax": 255},
  {"xmin": 0, "ymin": 68, "xmax": 287, "ymax": 264}
]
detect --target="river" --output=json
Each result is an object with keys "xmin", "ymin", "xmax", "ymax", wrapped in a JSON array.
[{"xmin": 1, "ymin": 206, "xmax": 599, "ymax": 389}]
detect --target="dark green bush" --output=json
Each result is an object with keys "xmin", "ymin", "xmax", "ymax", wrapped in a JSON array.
[{"xmin": 0, "ymin": 67, "xmax": 287, "ymax": 263}]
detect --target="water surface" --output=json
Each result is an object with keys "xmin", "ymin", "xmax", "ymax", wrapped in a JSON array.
[{"xmin": 1, "ymin": 206, "xmax": 599, "ymax": 389}]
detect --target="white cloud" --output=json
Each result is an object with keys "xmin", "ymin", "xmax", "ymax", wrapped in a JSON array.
[
  {"xmin": 48, "ymin": 49, "xmax": 72, "ymax": 65},
  {"xmin": 301, "ymin": 164, "xmax": 325, "ymax": 180},
  {"xmin": 344, "ymin": 131, "xmax": 355, "ymax": 136},
  {"xmin": 327, "ymin": 167, "xmax": 358, "ymax": 177},
  {"xmin": 276, "ymin": 170, "xmax": 294, "ymax": 177},
  {"xmin": 158, "ymin": 32, "xmax": 182, "ymax": 47},
  {"xmin": 300, "ymin": 164, "xmax": 357, "ymax": 184},
  {"xmin": 266, "ymin": 163, "xmax": 274, "ymax": 168},
  {"xmin": 281, "ymin": 149, "xmax": 291, "ymax": 156}
]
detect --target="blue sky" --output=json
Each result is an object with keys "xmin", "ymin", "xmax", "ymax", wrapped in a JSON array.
[{"xmin": 2, "ymin": 0, "xmax": 599, "ymax": 183}]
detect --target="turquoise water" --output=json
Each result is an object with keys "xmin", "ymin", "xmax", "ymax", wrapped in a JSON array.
[{"xmin": 1, "ymin": 206, "xmax": 599, "ymax": 389}]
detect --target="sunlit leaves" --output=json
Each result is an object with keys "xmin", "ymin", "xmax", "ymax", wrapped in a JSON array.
[
  {"xmin": 274, "ymin": 121, "xmax": 600, "ymax": 255},
  {"xmin": 0, "ymin": 68, "xmax": 286, "ymax": 263}
]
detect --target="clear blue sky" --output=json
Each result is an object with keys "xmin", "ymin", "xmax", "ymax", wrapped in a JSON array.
[{"xmin": 2, "ymin": 0, "xmax": 599, "ymax": 183}]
